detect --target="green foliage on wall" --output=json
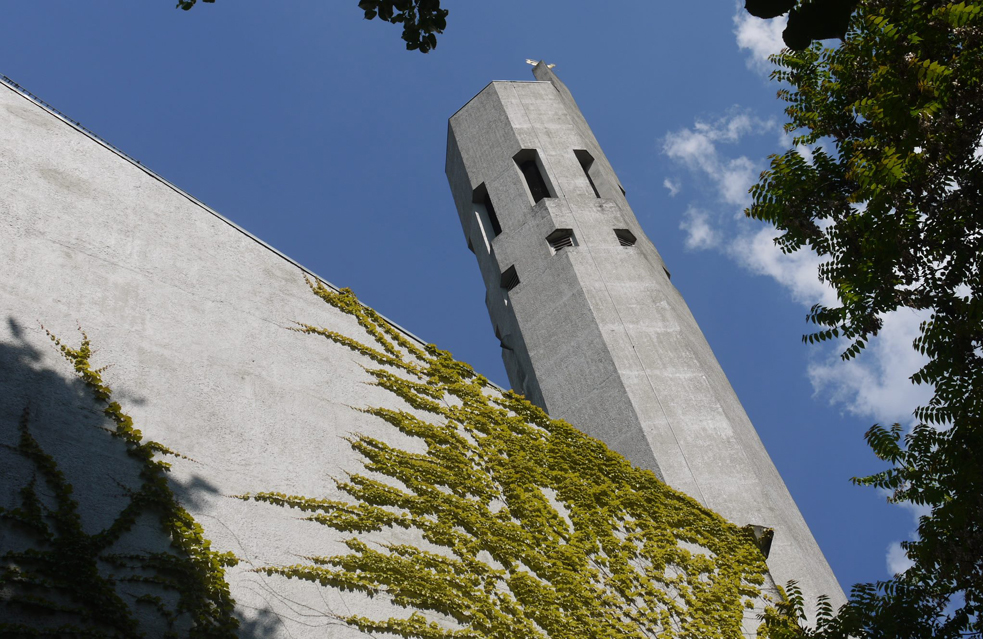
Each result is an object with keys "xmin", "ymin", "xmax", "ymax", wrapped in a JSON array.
[
  {"xmin": 240, "ymin": 279, "xmax": 772, "ymax": 638},
  {"xmin": 0, "ymin": 330, "xmax": 238, "ymax": 638}
]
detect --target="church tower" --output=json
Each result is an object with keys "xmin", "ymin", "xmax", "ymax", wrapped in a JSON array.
[{"xmin": 445, "ymin": 63, "xmax": 845, "ymax": 615}]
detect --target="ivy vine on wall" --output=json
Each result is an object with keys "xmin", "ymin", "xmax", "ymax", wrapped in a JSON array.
[
  {"xmin": 239, "ymin": 279, "xmax": 773, "ymax": 638},
  {"xmin": 0, "ymin": 330, "xmax": 238, "ymax": 638}
]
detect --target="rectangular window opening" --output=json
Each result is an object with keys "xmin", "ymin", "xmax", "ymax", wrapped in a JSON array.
[
  {"xmin": 574, "ymin": 150, "xmax": 601, "ymax": 198},
  {"xmin": 472, "ymin": 183, "xmax": 502, "ymax": 239},
  {"xmin": 471, "ymin": 184, "xmax": 501, "ymax": 253},
  {"xmin": 513, "ymin": 149, "xmax": 554, "ymax": 204}
]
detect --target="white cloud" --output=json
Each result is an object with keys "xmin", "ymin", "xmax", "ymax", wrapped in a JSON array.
[
  {"xmin": 727, "ymin": 226, "xmax": 836, "ymax": 307},
  {"xmin": 663, "ymin": 107, "xmax": 937, "ymax": 577},
  {"xmin": 733, "ymin": 3, "xmax": 787, "ymax": 74},
  {"xmin": 663, "ymin": 178, "xmax": 681, "ymax": 197},
  {"xmin": 883, "ymin": 497, "xmax": 931, "ymax": 576},
  {"xmin": 728, "ymin": 225, "xmax": 931, "ymax": 427},
  {"xmin": 897, "ymin": 498, "xmax": 933, "ymax": 521},
  {"xmin": 808, "ymin": 309, "xmax": 932, "ymax": 425},
  {"xmin": 680, "ymin": 207, "xmax": 720, "ymax": 250},
  {"xmin": 663, "ymin": 112, "xmax": 928, "ymax": 431},
  {"xmin": 663, "ymin": 112, "xmax": 774, "ymax": 210},
  {"xmin": 795, "ymin": 144, "xmax": 814, "ymax": 165},
  {"xmin": 886, "ymin": 542, "xmax": 914, "ymax": 575},
  {"xmin": 719, "ymin": 156, "xmax": 759, "ymax": 209},
  {"xmin": 664, "ymin": 128, "xmax": 718, "ymax": 172}
]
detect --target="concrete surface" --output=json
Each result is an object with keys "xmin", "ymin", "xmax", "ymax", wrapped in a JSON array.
[
  {"xmin": 0, "ymin": 78, "xmax": 441, "ymax": 637},
  {"xmin": 1, "ymin": 66, "xmax": 807, "ymax": 637},
  {"xmin": 445, "ymin": 62, "xmax": 847, "ymax": 621}
]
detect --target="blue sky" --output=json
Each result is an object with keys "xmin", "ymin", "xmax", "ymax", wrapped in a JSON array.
[{"xmin": 1, "ymin": 1, "xmax": 927, "ymax": 596}]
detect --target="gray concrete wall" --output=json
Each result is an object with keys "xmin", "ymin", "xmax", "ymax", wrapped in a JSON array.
[
  {"xmin": 445, "ymin": 63, "xmax": 846, "ymax": 620},
  {"xmin": 0, "ymin": 79, "xmax": 443, "ymax": 637},
  {"xmin": 2, "ymin": 71, "xmax": 786, "ymax": 638}
]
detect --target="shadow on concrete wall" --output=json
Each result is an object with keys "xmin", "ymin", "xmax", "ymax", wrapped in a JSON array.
[{"xmin": 0, "ymin": 317, "xmax": 279, "ymax": 637}]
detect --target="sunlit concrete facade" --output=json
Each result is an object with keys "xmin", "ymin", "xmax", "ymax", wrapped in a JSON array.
[
  {"xmin": 0, "ymin": 77, "xmax": 429, "ymax": 637},
  {"xmin": 0, "ymin": 62, "xmax": 842, "ymax": 636},
  {"xmin": 446, "ymin": 63, "xmax": 845, "ymax": 616}
]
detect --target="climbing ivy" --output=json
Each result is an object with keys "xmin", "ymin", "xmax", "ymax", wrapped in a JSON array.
[
  {"xmin": 0, "ymin": 330, "xmax": 239, "ymax": 638},
  {"xmin": 240, "ymin": 279, "xmax": 773, "ymax": 639}
]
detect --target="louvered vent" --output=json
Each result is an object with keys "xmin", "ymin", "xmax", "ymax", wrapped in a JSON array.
[
  {"xmin": 546, "ymin": 228, "xmax": 576, "ymax": 254},
  {"xmin": 500, "ymin": 265, "xmax": 520, "ymax": 291},
  {"xmin": 614, "ymin": 229, "xmax": 637, "ymax": 247}
]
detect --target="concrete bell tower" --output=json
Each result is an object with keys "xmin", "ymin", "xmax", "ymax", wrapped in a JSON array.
[{"xmin": 445, "ymin": 63, "xmax": 845, "ymax": 616}]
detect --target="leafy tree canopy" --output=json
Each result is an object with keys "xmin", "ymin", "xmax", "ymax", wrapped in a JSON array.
[
  {"xmin": 745, "ymin": 0, "xmax": 861, "ymax": 49},
  {"xmin": 749, "ymin": 0, "xmax": 983, "ymax": 636},
  {"xmin": 176, "ymin": 0, "xmax": 448, "ymax": 53}
]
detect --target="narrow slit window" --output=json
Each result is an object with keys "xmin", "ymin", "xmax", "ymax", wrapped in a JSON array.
[
  {"xmin": 574, "ymin": 150, "xmax": 601, "ymax": 198},
  {"xmin": 513, "ymin": 149, "xmax": 553, "ymax": 204},
  {"xmin": 500, "ymin": 265, "xmax": 520, "ymax": 291},
  {"xmin": 471, "ymin": 182, "xmax": 502, "ymax": 238},
  {"xmin": 546, "ymin": 228, "xmax": 576, "ymax": 254},
  {"xmin": 614, "ymin": 229, "xmax": 637, "ymax": 247},
  {"xmin": 471, "ymin": 184, "xmax": 501, "ymax": 253},
  {"xmin": 473, "ymin": 211, "xmax": 490, "ymax": 253},
  {"xmin": 484, "ymin": 193, "xmax": 502, "ymax": 236}
]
